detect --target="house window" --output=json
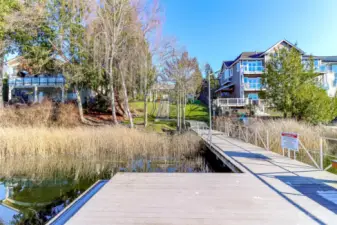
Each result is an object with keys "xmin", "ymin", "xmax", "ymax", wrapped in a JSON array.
[
  {"xmin": 225, "ymin": 69, "xmax": 229, "ymax": 79},
  {"xmin": 333, "ymin": 65, "xmax": 337, "ymax": 87},
  {"xmin": 248, "ymin": 93, "xmax": 259, "ymax": 100},
  {"xmin": 244, "ymin": 77, "xmax": 262, "ymax": 89},
  {"xmin": 237, "ymin": 62, "xmax": 240, "ymax": 72},
  {"xmin": 242, "ymin": 60, "xmax": 264, "ymax": 72}
]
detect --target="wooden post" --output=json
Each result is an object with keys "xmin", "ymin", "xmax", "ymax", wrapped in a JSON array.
[
  {"xmin": 246, "ymin": 127, "xmax": 249, "ymax": 142},
  {"xmin": 255, "ymin": 128, "xmax": 258, "ymax": 145},
  {"xmin": 34, "ymin": 85, "xmax": 38, "ymax": 103},
  {"xmin": 266, "ymin": 130, "xmax": 270, "ymax": 151}
]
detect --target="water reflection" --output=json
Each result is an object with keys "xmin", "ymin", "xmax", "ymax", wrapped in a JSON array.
[{"xmin": 0, "ymin": 150, "xmax": 228, "ymax": 225}]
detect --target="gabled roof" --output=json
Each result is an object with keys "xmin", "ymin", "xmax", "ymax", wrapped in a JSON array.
[
  {"xmin": 261, "ymin": 39, "xmax": 305, "ymax": 56},
  {"xmin": 222, "ymin": 52, "xmax": 263, "ymax": 68},
  {"xmin": 319, "ymin": 56, "xmax": 337, "ymax": 63}
]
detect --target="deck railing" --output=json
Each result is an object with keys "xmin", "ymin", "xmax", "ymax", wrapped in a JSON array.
[
  {"xmin": 215, "ymin": 98, "xmax": 266, "ymax": 107},
  {"xmin": 216, "ymin": 98, "xmax": 248, "ymax": 107},
  {"xmin": 8, "ymin": 77, "xmax": 65, "ymax": 87}
]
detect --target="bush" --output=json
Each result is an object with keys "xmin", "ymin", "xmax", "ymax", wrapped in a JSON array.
[{"xmin": 0, "ymin": 100, "xmax": 80, "ymax": 127}]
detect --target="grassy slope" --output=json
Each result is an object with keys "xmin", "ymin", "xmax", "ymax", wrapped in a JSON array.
[
  {"xmin": 169, "ymin": 103, "xmax": 209, "ymax": 122},
  {"xmin": 128, "ymin": 101, "xmax": 209, "ymax": 132},
  {"xmin": 128, "ymin": 101, "xmax": 176, "ymax": 133}
]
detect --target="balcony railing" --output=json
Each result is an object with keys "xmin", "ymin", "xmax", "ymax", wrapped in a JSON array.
[
  {"xmin": 216, "ymin": 98, "xmax": 248, "ymax": 107},
  {"xmin": 8, "ymin": 77, "xmax": 65, "ymax": 87},
  {"xmin": 244, "ymin": 83, "xmax": 263, "ymax": 90},
  {"xmin": 243, "ymin": 65, "xmax": 264, "ymax": 73},
  {"xmin": 221, "ymin": 77, "xmax": 232, "ymax": 85},
  {"xmin": 215, "ymin": 98, "xmax": 266, "ymax": 107}
]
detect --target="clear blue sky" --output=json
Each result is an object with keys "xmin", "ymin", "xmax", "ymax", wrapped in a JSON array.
[{"xmin": 161, "ymin": 0, "xmax": 337, "ymax": 74}]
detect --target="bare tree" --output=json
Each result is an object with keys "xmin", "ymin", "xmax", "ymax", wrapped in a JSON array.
[{"xmin": 163, "ymin": 50, "xmax": 201, "ymax": 131}]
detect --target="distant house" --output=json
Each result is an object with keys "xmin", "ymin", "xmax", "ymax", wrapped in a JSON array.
[
  {"xmin": 2, "ymin": 56, "xmax": 92, "ymax": 104},
  {"xmin": 215, "ymin": 39, "xmax": 337, "ymax": 107}
]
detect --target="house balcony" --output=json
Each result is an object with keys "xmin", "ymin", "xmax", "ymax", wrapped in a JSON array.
[
  {"xmin": 243, "ymin": 83, "xmax": 265, "ymax": 90},
  {"xmin": 221, "ymin": 77, "xmax": 233, "ymax": 86},
  {"xmin": 8, "ymin": 76, "xmax": 66, "ymax": 88},
  {"xmin": 243, "ymin": 65, "xmax": 264, "ymax": 74},
  {"xmin": 214, "ymin": 98, "xmax": 266, "ymax": 108}
]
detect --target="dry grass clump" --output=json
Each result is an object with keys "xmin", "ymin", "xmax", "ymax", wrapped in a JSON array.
[
  {"xmin": 0, "ymin": 101, "xmax": 80, "ymax": 127},
  {"xmin": 0, "ymin": 126, "xmax": 201, "ymax": 179},
  {"xmin": 251, "ymin": 119, "xmax": 322, "ymax": 154}
]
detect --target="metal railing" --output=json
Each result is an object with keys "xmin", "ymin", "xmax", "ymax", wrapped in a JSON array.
[
  {"xmin": 213, "ymin": 121, "xmax": 337, "ymax": 173},
  {"xmin": 215, "ymin": 122, "xmax": 270, "ymax": 151},
  {"xmin": 215, "ymin": 98, "xmax": 266, "ymax": 107},
  {"xmin": 216, "ymin": 98, "xmax": 248, "ymax": 107},
  {"xmin": 8, "ymin": 77, "xmax": 65, "ymax": 87},
  {"xmin": 220, "ymin": 77, "xmax": 232, "ymax": 85},
  {"xmin": 244, "ymin": 83, "xmax": 263, "ymax": 90},
  {"xmin": 191, "ymin": 119, "xmax": 337, "ymax": 175},
  {"xmin": 242, "ymin": 65, "xmax": 264, "ymax": 73}
]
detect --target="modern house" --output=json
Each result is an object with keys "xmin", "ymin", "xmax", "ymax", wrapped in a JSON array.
[
  {"xmin": 3, "ymin": 56, "xmax": 91, "ymax": 104},
  {"xmin": 215, "ymin": 40, "xmax": 337, "ymax": 108}
]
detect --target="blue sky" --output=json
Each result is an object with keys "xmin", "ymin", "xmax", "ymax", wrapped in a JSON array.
[{"xmin": 161, "ymin": 0, "xmax": 337, "ymax": 74}]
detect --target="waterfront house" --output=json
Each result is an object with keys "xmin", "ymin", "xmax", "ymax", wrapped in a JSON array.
[
  {"xmin": 215, "ymin": 40, "xmax": 337, "ymax": 108},
  {"xmin": 3, "ymin": 56, "xmax": 92, "ymax": 104}
]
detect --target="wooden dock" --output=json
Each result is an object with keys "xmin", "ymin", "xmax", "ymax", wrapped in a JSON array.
[{"xmin": 63, "ymin": 128, "xmax": 337, "ymax": 225}]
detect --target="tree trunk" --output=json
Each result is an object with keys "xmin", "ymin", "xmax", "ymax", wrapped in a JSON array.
[
  {"xmin": 144, "ymin": 93, "xmax": 148, "ymax": 127},
  {"xmin": 109, "ymin": 62, "xmax": 118, "ymax": 124},
  {"xmin": 177, "ymin": 90, "xmax": 180, "ymax": 132},
  {"xmin": 0, "ymin": 55, "xmax": 4, "ymax": 109},
  {"xmin": 74, "ymin": 86, "xmax": 85, "ymax": 123},
  {"xmin": 182, "ymin": 90, "xmax": 186, "ymax": 129},
  {"xmin": 121, "ymin": 71, "xmax": 133, "ymax": 128}
]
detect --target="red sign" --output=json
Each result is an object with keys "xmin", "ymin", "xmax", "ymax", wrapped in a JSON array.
[{"xmin": 281, "ymin": 133, "xmax": 298, "ymax": 139}]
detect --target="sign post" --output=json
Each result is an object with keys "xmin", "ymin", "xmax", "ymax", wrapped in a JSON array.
[{"xmin": 281, "ymin": 132, "xmax": 299, "ymax": 159}]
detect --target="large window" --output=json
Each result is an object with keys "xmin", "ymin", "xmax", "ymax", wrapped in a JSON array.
[
  {"xmin": 242, "ymin": 60, "xmax": 264, "ymax": 72},
  {"xmin": 225, "ymin": 69, "xmax": 230, "ymax": 79},
  {"xmin": 244, "ymin": 77, "xmax": 262, "ymax": 89},
  {"xmin": 333, "ymin": 65, "xmax": 337, "ymax": 87},
  {"xmin": 302, "ymin": 59, "xmax": 322, "ymax": 71},
  {"xmin": 247, "ymin": 93, "xmax": 259, "ymax": 100}
]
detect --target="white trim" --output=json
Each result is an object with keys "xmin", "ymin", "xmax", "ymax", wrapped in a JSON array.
[{"xmin": 262, "ymin": 39, "xmax": 304, "ymax": 56}]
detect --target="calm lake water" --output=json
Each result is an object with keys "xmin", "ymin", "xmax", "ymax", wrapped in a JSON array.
[{"xmin": 0, "ymin": 149, "xmax": 231, "ymax": 224}]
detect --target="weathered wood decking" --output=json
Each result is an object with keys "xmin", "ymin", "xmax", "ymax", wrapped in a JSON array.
[{"xmin": 64, "ymin": 128, "xmax": 337, "ymax": 225}]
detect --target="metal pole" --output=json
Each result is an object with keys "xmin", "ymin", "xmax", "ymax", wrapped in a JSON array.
[
  {"xmin": 294, "ymin": 150, "xmax": 296, "ymax": 160},
  {"xmin": 208, "ymin": 71, "xmax": 212, "ymax": 145},
  {"xmin": 320, "ymin": 137, "xmax": 323, "ymax": 170}
]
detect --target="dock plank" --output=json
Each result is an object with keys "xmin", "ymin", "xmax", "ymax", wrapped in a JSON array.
[{"xmin": 64, "ymin": 128, "xmax": 337, "ymax": 224}]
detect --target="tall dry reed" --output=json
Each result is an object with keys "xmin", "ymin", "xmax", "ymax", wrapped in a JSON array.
[{"xmin": 0, "ymin": 126, "xmax": 201, "ymax": 179}]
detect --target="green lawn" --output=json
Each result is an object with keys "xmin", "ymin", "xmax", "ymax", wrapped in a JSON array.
[
  {"xmin": 127, "ymin": 101, "xmax": 209, "ymax": 133},
  {"xmin": 169, "ymin": 103, "xmax": 209, "ymax": 122},
  {"xmin": 127, "ymin": 101, "xmax": 176, "ymax": 133}
]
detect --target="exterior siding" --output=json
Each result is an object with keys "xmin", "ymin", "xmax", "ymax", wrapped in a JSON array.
[{"xmin": 232, "ymin": 62, "xmax": 241, "ymax": 98}]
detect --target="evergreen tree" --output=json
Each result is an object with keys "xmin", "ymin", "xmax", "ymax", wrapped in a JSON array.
[{"xmin": 261, "ymin": 47, "xmax": 337, "ymax": 124}]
